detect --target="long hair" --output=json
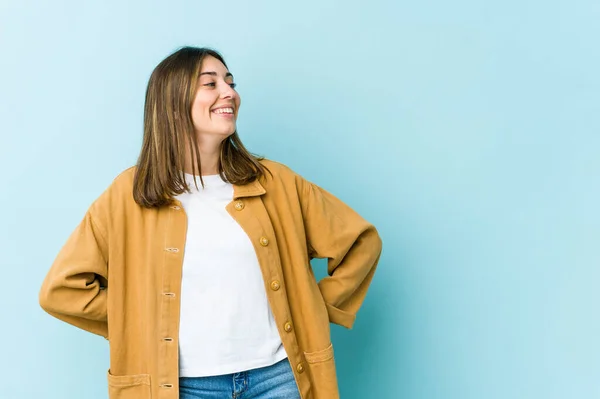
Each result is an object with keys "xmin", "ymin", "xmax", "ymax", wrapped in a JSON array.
[{"xmin": 133, "ymin": 46, "xmax": 269, "ymax": 208}]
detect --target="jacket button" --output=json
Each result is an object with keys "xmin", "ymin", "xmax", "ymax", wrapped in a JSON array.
[
  {"xmin": 284, "ymin": 322, "xmax": 293, "ymax": 332},
  {"xmin": 234, "ymin": 201, "xmax": 245, "ymax": 211},
  {"xmin": 165, "ymin": 247, "xmax": 179, "ymax": 253},
  {"xmin": 259, "ymin": 237, "xmax": 269, "ymax": 246},
  {"xmin": 296, "ymin": 362, "xmax": 305, "ymax": 373},
  {"xmin": 270, "ymin": 280, "xmax": 281, "ymax": 291}
]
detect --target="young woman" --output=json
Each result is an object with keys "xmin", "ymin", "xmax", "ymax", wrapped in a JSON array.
[{"xmin": 39, "ymin": 46, "xmax": 382, "ymax": 399}]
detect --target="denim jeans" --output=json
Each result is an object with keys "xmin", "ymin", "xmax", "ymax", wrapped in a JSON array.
[{"xmin": 179, "ymin": 358, "xmax": 301, "ymax": 399}]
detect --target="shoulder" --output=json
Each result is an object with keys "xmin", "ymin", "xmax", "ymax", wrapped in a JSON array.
[
  {"xmin": 256, "ymin": 159, "xmax": 317, "ymax": 204},
  {"xmin": 88, "ymin": 166, "xmax": 137, "ymax": 217},
  {"xmin": 110, "ymin": 166, "xmax": 137, "ymax": 189},
  {"xmin": 100, "ymin": 166, "xmax": 137, "ymax": 201},
  {"xmin": 258, "ymin": 158, "xmax": 305, "ymax": 184}
]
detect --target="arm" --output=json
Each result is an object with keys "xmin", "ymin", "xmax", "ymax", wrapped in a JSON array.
[
  {"xmin": 299, "ymin": 177, "xmax": 383, "ymax": 329},
  {"xmin": 38, "ymin": 209, "xmax": 109, "ymax": 338}
]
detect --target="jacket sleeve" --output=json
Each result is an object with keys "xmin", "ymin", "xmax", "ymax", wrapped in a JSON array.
[
  {"xmin": 299, "ymin": 177, "xmax": 383, "ymax": 329},
  {"xmin": 38, "ymin": 208, "xmax": 109, "ymax": 338}
]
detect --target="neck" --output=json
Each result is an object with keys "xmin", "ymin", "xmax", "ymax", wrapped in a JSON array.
[{"xmin": 183, "ymin": 137, "xmax": 223, "ymax": 176}]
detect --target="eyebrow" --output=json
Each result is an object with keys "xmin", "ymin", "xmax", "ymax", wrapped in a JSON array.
[{"xmin": 199, "ymin": 71, "xmax": 234, "ymax": 79}]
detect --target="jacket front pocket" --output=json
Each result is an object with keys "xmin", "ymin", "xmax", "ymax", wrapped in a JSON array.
[
  {"xmin": 107, "ymin": 370, "xmax": 152, "ymax": 399},
  {"xmin": 303, "ymin": 344, "xmax": 339, "ymax": 399}
]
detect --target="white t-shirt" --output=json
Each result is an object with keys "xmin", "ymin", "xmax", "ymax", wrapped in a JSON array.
[{"xmin": 175, "ymin": 173, "xmax": 287, "ymax": 377}]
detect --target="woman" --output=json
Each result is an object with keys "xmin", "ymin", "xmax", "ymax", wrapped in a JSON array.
[{"xmin": 39, "ymin": 47, "xmax": 382, "ymax": 399}]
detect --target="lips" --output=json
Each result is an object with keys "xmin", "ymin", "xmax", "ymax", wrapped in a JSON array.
[
  {"xmin": 212, "ymin": 107, "xmax": 234, "ymax": 114},
  {"xmin": 211, "ymin": 103, "xmax": 235, "ymax": 114}
]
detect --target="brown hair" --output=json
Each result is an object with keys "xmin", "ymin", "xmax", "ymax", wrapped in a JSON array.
[{"xmin": 133, "ymin": 46, "xmax": 269, "ymax": 208}]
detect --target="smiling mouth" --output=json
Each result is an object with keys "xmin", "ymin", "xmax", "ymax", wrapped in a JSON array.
[{"xmin": 212, "ymin": 107, "xmax": 234, "ymax": 115}]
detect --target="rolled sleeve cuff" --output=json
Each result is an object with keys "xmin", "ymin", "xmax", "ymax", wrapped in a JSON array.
[{"xmin": 325, "ymin": 303, "xmax": 356, "ymax": 329}]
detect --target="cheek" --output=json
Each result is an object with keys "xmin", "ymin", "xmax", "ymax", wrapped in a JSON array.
[
  {"xmin": 191, "ymin": 97, "xmax": 211, "ymax": 125},
  {"xmin": 190, "ymin": 106, "xmax": 203, "ymax": 127}
]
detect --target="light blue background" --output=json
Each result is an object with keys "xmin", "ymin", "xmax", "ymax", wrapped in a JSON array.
[{"xmin": 1, "ymin": 0, "xmax": 598, "ymax": 398}]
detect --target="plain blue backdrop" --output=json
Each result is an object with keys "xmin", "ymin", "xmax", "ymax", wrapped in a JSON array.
[{"xmin": 1, "ymin": 0, "xmax": 598, "ymax": 398}]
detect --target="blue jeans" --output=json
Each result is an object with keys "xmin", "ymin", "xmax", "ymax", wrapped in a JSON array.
[{"xmin": 179, "ymin": 358, "xmax": 301, "ymax": 399}]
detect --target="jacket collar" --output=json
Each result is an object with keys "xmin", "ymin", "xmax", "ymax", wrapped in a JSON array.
[
  {"xmin": 168, "ymin": 178, "xmax": 265, "ymax": 208},
  {"xmin": 233, "ymin": 179, "xmax": 266, "ymax": 199}
]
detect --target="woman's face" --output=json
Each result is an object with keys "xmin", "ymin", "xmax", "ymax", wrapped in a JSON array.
[{"xmin": 190, "ymin": 55, "xmax": 240, "ymax": 141}]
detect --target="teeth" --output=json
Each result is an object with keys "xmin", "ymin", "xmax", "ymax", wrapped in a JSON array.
[{"xmin": 213, "ymin": 108, "xmax": 233, "ymax": 114}]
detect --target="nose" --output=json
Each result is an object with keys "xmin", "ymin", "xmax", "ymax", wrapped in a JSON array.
[{"xmin": 220, "ymin": 82, "xmax": 237, "ymax": 99}]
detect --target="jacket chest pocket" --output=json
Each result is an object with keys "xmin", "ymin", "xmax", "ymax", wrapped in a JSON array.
[{"xmin": 107, "ymin": 370, "xmax": 152, "ymax": 399}]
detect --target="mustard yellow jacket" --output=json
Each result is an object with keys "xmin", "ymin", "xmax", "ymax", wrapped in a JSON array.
[{"xmin": 39, "ymin": 159, "xmax": 382, "ymax": 399}]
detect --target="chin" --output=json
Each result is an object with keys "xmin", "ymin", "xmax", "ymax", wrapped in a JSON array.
[
  {"xmin": 196, "ymin": 127, "xmax": 237, "ymax": 141},
  {"xmin": 219, "ymin": 130, "xmax": 236, "ymax": 139}
]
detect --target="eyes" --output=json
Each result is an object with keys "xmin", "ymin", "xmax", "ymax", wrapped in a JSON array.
[{"xmin": 202, "ymin": 82, "xmax": 237, "ymax": 89}]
